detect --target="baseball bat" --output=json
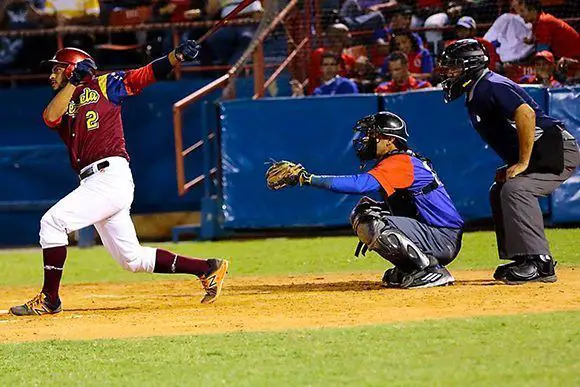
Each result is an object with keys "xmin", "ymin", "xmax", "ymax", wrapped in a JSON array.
[{"xmin": 197, "ymin": 0, "xmax": 258, "ymax": 44}]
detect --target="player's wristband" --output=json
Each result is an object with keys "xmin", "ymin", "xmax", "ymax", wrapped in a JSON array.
[
  {"xmin": 306, "ymin": 175, "xmax": 333, "ymax": 189},
  {"xmin": 151, "ymin": 55, "xmax": 173, "ymax": 80}
]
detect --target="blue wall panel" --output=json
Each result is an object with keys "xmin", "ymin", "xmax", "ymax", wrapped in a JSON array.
[
  {"xmin": 382, "ymin": 90, "xmax": 500, "ymax": 221},
  {"xmin": 382, "ymin": 87, "xmax": 549, "ymax": 221},
  {"xmin": 549, "ymin": 87, "xmax": 580, "ymax": 223},
  {"xmin": 219, "ymin": 95, "xmax": 378, "ymax": 228},
  {"xmin": 0, "ymin": 75, "xmax": 289, "ymax": 245}
]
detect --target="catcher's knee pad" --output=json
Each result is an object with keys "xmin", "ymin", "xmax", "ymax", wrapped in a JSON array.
[
  {"xmin": 350, "ymin": 196, "xmax": 389, "ymax": 231},
  {"xmin": 372, "ymin": 228, "xmax": 434, "ymax": 272},
  {"xmin": 354, "ymin": 216, "xmax": 433, "ymax": 272}
]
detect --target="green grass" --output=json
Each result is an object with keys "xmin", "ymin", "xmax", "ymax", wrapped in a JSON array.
[
  {"xmin": 1, "ymin": 229, "xmax": 579, "ymax": 287},
  {"xmin": 1, "ymin": 311, "xmax": 579, "ymax": 386}
]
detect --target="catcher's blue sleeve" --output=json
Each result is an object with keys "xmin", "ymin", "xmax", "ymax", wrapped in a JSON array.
[{"xmin": 310, "ymin": 173, "xmax": 381, "ymax": 194}]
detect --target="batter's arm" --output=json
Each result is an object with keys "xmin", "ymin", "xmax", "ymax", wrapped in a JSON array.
[
  {"xmin": 43, "ymin": 83, "xmax": 76, "ymax": 126},
  {"xmin": 121, "ymin": 42, "xmax": 199, "ymax": 94},
  {"xmin": 506, "ymin": 103, "xmax": 535, "ymax": 179}
]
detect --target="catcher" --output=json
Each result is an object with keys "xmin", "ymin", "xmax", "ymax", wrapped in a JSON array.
[{"xmin": 266, "ymin": 111, "xmax": 464, "ymax": 288}]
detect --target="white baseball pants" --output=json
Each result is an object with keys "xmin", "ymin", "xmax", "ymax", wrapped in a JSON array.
[{"xmin": 39, "ymin": 157, "xmax": 156, "ymax": 273}]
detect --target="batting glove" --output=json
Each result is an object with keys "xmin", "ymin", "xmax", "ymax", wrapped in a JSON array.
[
  {"xmin": 175, "ymin": 40, "xmax": 201, "ymax": 62},
  {"xmin": 69, "ymin": 59, "xmax": 97, "ymax": 86}
]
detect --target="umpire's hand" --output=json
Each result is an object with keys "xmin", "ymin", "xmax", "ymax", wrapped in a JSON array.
[{"xmin": 174, "ymin": 40, "xmax": 201, "ymax": 62}]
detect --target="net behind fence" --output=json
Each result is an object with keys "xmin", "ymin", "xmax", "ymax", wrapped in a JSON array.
[{"xmin": 1, "ymin": 0, "xmax": 579, "ymax": 88}]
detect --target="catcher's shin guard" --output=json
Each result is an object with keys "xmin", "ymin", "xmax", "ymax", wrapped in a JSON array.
[{"xmin": 351, "ymin": 197, "xmax": 434, "ymax": 272}]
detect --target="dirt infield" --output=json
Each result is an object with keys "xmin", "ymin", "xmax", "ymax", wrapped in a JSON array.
[{"xmin": 1, "ymin": 268, "xmax": 579, "ymax": 343}]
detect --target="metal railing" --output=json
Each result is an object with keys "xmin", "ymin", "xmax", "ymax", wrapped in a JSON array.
[{"xmin": 172, "ymin": 0, "xmax": 301, "ymax": 196}]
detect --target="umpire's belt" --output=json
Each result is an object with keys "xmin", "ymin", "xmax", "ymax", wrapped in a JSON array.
[{"xmin": 79, "ymin": 160, "xmax": 110, "ymax": 180}]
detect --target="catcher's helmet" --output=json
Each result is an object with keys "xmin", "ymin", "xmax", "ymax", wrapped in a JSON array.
[
  {"xmin": 353, "ymin": 111, "xmax": 409, "ymax": 164},
  {"xmin": 437, "ymin": 39, "xmax": 488, "ymax": 102},
  {"xmin": 43, "ymin": 47, "xmax": 96, "ymax": 78}
]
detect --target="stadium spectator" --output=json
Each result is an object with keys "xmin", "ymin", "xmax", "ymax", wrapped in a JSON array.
[
  {"xmin": 448, "ymin": 16, "xmax": 500, "ymax": 70},
  {"xmin": 308, "ymin": 23, "xmax": 355, "ymax": 94},
  {"xmin": 203, "ymin": 0, "xmax": 263, "ymax": 65},
  {"xmin": 339, "ymin": 0, "xmax": 385, "ymax": 35},
  {"xmin": 516, "ymin": 0, "xmax": 580, "ymax": 59},
  {"xmin": 370, "ymin": 5, "xmax": 424, "ymax": 70},
  {"xmin": 149, "ymin": 0, "xmax": 204, "ymax": 58},
  {"xmin": 422, "ymin": 12, "xmax": 448, "ymax": 56},
  {"xmin": 557, "ymin": 57, "xmax": 580, "ymax": 84},
  {"xmin": 37, "ymin": 0, "xmax": 100, "ymax": 50},
  {"xmin": 153, "ymin": 0, "xmax": 201, "ymax": 22},
  {"xmin": 351, "ymin": 55, "xmax": 379, "ymax": 93},
  {"xmin": 388, "ymin": 31, "xmax": 433, "ymax": 80},
  {"xmin": 40, "ymin": 0, "xmax": 100, "ymax": 25},
  {"xmin": 0, "ymin": 0, "xmax": 49, "ymax": 73},
  {"xmin": 519, "ymin": 50, "xmax": 562, "ymax": 86},
  {"xmin": 313, "ymin": 52, "xmax": 359, "ymax": 95},
  {"xmin": 375, "ymin": 51, "xmax": 432, "ymax": 93},
  {"xmin": 483, "ymin": 7, "xmax": 534, "ymax": 63}
]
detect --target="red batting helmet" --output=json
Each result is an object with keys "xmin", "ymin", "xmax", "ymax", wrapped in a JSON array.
[{"xmin": 43, "ymin": 47, "xmax": 96, "ymax": 78}]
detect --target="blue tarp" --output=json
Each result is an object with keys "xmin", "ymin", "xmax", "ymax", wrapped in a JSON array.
[
  {"xmin": 219, "ymin": 88, "xmax": 556, "ymax": 230},
  {"xmin": 220, "ymin": 95, "xmax": 378, "ymax": 228},
  {"xmin": 549, "ymin": 87, "xmax": 580, "ymax": 223},
  {"xmin": 0, "ymin": 76, "xmax": 290, "ymax": 245}
]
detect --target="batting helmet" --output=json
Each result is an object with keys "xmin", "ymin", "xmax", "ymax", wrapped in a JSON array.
[
  {"xmin": 353, "ymin": 111, "xmax": 409, "ymax": 164},
  {"xmin": 437, "ymin": 39, "xmax": 488, "ymax": 102},
  {"xmin": 43, "ymin": 47, "xmax": 96, "ymax": 78}
]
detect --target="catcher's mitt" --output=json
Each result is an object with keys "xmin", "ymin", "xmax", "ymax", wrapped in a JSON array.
[{"xmin": 265, "ymin": 160, "xmax": 306, "ymax": 190}]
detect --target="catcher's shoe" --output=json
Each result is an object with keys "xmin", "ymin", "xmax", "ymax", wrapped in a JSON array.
[
  {"xmin": 497, "ymin": 255, "xmax": 557, "ymax": 285},
  {"xmin": 200, "ymin": 258, "xmax": 229, "ymax": 304},
  {"xmin": 9, "ymin": 293, "xmax": 62, "ymax": 316},
  {"xmin": 381, "ymin": 266, "xmax": 408, "ymax": 288},
  {"xmin": 400, "ymin": 265, "xmax": 455, "ymax": 289}
]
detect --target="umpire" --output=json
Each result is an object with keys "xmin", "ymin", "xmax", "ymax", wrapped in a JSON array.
[{"xmin": 438, "ymin": 39, "xmax": 580, "ymax": 284}]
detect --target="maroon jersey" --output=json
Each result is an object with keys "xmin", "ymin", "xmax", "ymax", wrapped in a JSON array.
[{"xmin": 44, "ymin": 64, "xmax": 157, "ymax": 173}]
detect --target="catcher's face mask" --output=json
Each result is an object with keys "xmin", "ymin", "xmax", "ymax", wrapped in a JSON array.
[{"xmin": 353, "ymin": 117, "xmax": 379, "ymax": 167}]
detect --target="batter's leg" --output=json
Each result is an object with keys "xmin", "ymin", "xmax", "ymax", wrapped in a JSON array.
[
  {"xmin": 95, "ymin": 208, "xmax": 228, "ymax": 304},
  {"xmin": 9, "ymin": 183, "xmax": 127, "ymax": 316}
]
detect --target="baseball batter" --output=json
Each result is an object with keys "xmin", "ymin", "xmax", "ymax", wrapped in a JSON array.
[
  {"xmin": 438, "ymin": 39, "xmax": 580, "ymax": 284},
  {"xmin": 266, "ymin": 112, "xmax": 464, "ymax": 289},
  {"xmin": 9, "ymin": 42, "xmax": 229, "ymax": 316}
]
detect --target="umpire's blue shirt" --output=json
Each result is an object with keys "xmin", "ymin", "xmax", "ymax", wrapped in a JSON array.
[{"xmin": 466, "ymin": 70, "xmax": 561, "ymax": 165}]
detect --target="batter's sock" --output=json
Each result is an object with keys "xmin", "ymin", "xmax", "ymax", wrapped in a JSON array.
[
  {"xmin": 154, "ymin": 249, "xmax": 211, "ymax": 277},
  {"xmin": 41, "ymin": 246, "xmax": 67, "ymax": 302}
]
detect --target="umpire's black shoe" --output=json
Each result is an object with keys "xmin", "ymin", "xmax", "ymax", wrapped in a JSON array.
[
  {"xmin": 400, "ymin": 265, "xmax": 455, "ymax": 289},
  {"xmin": 493, "ymin": 259, "xmax": 525, "ymax": 281},
  {"xmin": 497, "ymin": 255, "xmax": 557, "ymax": 285}
]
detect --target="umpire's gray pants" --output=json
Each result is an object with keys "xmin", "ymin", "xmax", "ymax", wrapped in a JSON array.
[{"xmin": 490, "ymin": 139, "xmax": 580, "ymax": 259}]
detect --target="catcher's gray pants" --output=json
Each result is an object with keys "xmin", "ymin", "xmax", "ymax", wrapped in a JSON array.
[
  {"xmin": 490, "ymin": 139, "xmax": 580, "ymax": 260},
  {"xmin": 385, "ymin": 216, "xmax": 463, "ymax": 266}
]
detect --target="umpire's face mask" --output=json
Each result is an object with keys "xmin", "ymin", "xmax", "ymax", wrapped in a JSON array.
[{"xmin": 353, "ymin": 129, "xmax": 378, "ymax": 167}]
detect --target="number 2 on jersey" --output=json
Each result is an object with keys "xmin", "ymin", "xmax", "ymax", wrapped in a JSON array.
[{"xmin": 86, "ymin": 110, "xmax": 99, "ymax": 130}]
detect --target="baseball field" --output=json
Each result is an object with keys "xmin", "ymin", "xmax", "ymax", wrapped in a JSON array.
[{"xmin": 1, "ymin": 229, "xmax": 579, "ymax": 386}]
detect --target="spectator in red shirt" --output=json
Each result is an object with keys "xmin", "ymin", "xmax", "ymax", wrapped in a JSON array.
[
  {"xmin": 307, "ymin": 23, "xmax": 356, "ymax": 94},
  {"xmin": 451, "ymin": 16, "xmax": 501, "ymax": 71},
  {"xmin": 388, "ymin": 31, "xmax": 433, "ymax": 81},
  {"xmin": 557, "ymin": 57, "xmax": 580, "ymax": 84},
  {"xmin": 519, "ymin": 50, "xmax": 562, "ymax": 87},
  {"xmin": 375, "ymin": 51, "xmax": 432, "ymax": 93},
  {"xmin": 516, "ymin": 0, "xmax": 580, "ymax": 59}
]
